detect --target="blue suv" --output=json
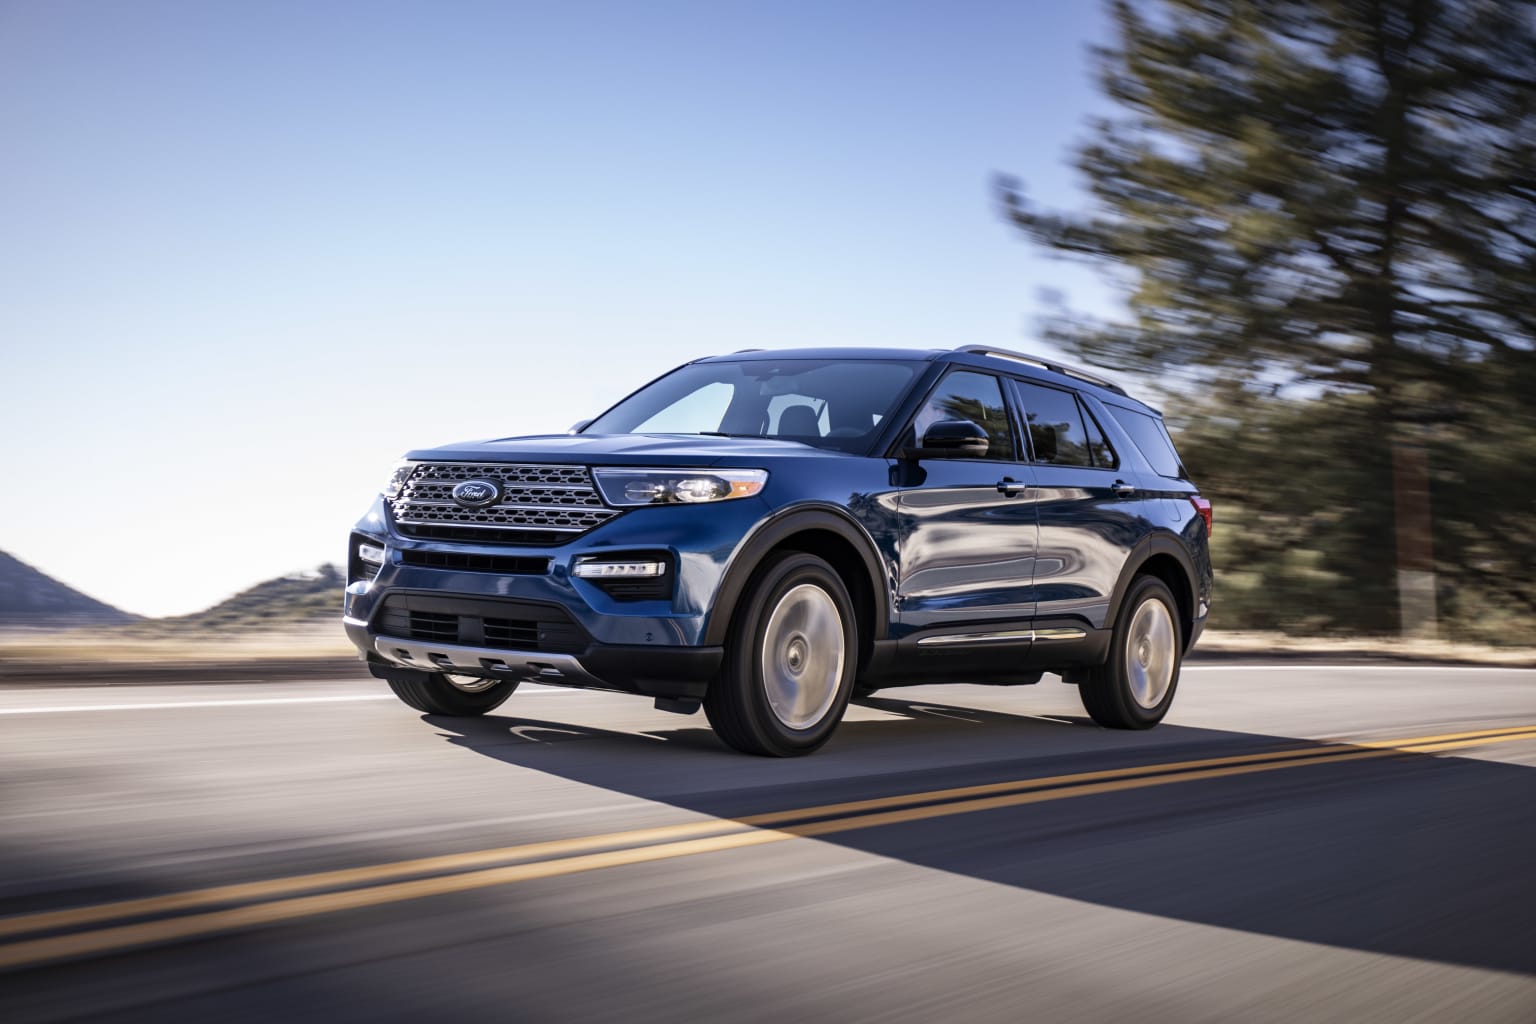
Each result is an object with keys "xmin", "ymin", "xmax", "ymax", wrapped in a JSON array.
[{"xmin": 344, "ymin": 346, "xmax": 1213, "ymax": 756}]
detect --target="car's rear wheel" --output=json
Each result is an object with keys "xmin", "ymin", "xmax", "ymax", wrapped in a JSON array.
[
  {"xmin": 1078, "ymin": 575, "xmax": 1182, "ymax": 729},
  {"xmin": 705, "ymin": 551, "xmax": 857, "ymax": 756},
  {"xmin": 387, "ymin": 673, "xmax": 519, "ymax": 715}
]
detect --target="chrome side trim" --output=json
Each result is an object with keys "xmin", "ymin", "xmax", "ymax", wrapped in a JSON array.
[
  {"xmin": 916, "ymin": 629, "xmax": 1033, "ymax": 647},
  {"xmin": 372, "ymin": 636, "xmax": 603, "ymax": 685},
  {"xmin": 915, "ymin": 626, "xmax": 1087, "ymax": 647}
]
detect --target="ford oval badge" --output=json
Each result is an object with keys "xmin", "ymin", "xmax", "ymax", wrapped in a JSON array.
[{"xmin": 451, "ymin": 479, "xmax": 502, "ymax": 509}]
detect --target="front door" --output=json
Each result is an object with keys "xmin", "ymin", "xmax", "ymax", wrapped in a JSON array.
[{"xmin": 895, "ymin": 369, "xmax": 1039, "ymax": 642}]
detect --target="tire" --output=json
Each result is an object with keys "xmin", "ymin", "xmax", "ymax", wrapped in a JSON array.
[
  {"xmin": 705, "ymin": 551, "xmax": 858, "ymax": 756},
  {"xmin": 387, "ymin": 673, "xmax": 519, "ymax": 716},
  {"xmin": 1078, "ymin": 575, "xmax": 1182, "ymax": 729}
]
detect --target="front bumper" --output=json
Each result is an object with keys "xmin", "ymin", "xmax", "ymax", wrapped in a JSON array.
[
  {"xmin": 344, "ymin": 494, "xmax": 751, "ymax": 698},
  {"xmin": 361, "ymin": 630, "xmax": 722, "ymax": 699}
]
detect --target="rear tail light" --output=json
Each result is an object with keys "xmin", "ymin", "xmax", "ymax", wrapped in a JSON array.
[{"xmin": 1190, "ymin": 496, "xmax": 1212, "ymax": 534}]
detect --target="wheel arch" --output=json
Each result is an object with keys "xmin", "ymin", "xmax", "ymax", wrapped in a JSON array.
[
  {"xmin": 702, "ymin": 506, "xmax": 890, "ymax": 670},
  {"xmin": 1104, "ymin": 533, "xmax": 1199, "ymax": 652}
]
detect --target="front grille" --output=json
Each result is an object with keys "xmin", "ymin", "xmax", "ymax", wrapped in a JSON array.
[
  {"xmin": 396, "ymin": 525, "xmax": 570, "ymax": 545},
  {"xmin": 399, "ymin": 550, "xmax": 551, "ymax": 575},
  {"xmin": 376, "ymin": 594, "xmax": 588, "ymax": 654},
  {"xmin": 390, "ymin": 462, "xmax": 622, "ymax": 546}
]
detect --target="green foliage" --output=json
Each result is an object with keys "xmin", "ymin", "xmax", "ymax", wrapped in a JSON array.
[
  {"xmin": 1004, "ymin": 0, "xmax": 1536, "ymax": 639},
  {"xmin": 1174, "ymin": 390, "xmax": 1536, "ymax": 643},
  {"xmin": 1005, "ymin": 0, "xmax": 1536, "ymax": 393}
]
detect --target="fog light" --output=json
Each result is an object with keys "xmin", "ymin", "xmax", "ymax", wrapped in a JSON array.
[
  {"xmin": 357, "ymin": 542, "xmax": 386, "ymax": 566},
  {"xmin": 572, "ymin": 560, "xmax": 667, "ymax": 579}
]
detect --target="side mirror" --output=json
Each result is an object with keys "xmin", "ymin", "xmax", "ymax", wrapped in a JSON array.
[
  {"xmin": 906, "ymin": 419, "xmax": 990, "ymax": 459},
  {"xmin": 567, "ymin": 419, "xmax": 593, "ymax": 435}
]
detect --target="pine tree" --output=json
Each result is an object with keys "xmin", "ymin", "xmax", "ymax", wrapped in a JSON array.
[{"xmin": 1003, "ymin": 0, "xmax": 1536, "ymax": 636}]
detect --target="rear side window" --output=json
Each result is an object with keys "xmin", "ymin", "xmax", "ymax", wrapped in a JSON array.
[
  {"xmin": 1109, "ymin": 407, "xmax": 1187, "ymax": 479},
  {"xmin": 1080, "ymin": 405, "xmax": 1118, "ymax": 469},
  {"xmin": 1014, "ymin": 381, "xmax": 1095, "ymax": 467}
]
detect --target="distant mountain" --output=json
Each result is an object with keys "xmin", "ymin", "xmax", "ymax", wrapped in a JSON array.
[
  {"xmin": 0, "ymin": 550, "xmax": 141, "ymax": 628},
  {"xmin": 163, "ymin": 565, "xmax": 343, "ymax": 630},
  {"xmin": 0, "ymin": 552, "xmax": 343, "ymax": 632}
]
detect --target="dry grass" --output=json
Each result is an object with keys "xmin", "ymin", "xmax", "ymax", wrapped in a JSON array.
[
  {"xmin": 0, "ymin": 622, "xmax": 353, "ymax": 665},
  {"xmin": 1196, "ymin": 629, "xmax": 1536, "ymax": 666}
]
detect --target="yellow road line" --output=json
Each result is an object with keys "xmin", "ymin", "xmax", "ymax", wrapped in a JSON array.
[
  {"xmin": 0, "ymin": 818, "xmax": 747, "ymax": 940},
  {"xmin": 3, "ymin": 723, "xmax": 1533, "ymax": 942},
  {"xmin": 791, "ymin": 731, "xmax": 1534, "ymax": 837},
  {"xmin": 2, "ymin": 724, "xmax": 1533, "ymax": 970},
  {"xmin": 745, "ymin": 724, "xmax": 1536, "ymax": 826},
  {"xmin": 0, "ymin": 830, "xmax": 791, "ymax": 972}
]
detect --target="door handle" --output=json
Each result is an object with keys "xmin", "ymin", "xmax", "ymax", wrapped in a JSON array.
[
  {"xmin": 1111, "ymin": 480, "xmax": 1137, "ymax": 497},
  {"xmin": 996, "ymin": 477, "xmax": 1027, "ymax": 497}
]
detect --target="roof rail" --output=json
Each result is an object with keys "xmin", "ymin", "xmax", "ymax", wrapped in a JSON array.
[{"xmin": 954, "ymin": 345, "xmax": 1128, "ymax": 396}]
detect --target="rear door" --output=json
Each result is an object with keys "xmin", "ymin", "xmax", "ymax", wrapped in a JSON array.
[{"xmin": 1008, "ymin": 378, "xmax": 1148, "ymax": 637}]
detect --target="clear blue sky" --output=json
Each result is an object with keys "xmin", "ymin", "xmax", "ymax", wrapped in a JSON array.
[{"xmin": 0, "ymin": 0, "xmax": 1116, "ymax": 617}]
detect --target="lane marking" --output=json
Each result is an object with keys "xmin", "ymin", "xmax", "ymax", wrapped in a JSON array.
[
  {"xmin": 5, "ymin": 723, "xmax": 1532, "ymax": 938},
  {"xmin": 0, "ymin": 689, "xmax": 579, "ymax": 715},
  {"xmin": 0, "ymin": 695, "xmax": 396, "ymax": 714},
  {"xmin": 790, "ymin": 731, "xmax": 1534, "ymax": 835},
  {"xmin": 1182, "ymin": 664, "xmax": 1532, "ymax": 672},
  {"xmin": 1, "ymin": 663, "xmax": 1527, "ymax": 713},
  {"xmin": 0, "ymin": 829, "xmax": 791, "ymax": 970},
  {"xmin": 2, "ymin": 728, "xmax": 1532, "ymax": 971},
  {"xmin": 2, "ymin": 723, "xmax": 1533, "ymax": 964},
  {"xmin": 13, "ymin": 722, "xmax": 1527, "ymax": 938}
]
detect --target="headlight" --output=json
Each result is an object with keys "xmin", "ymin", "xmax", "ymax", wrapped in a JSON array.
[
  {"xmin": 592, "ymin": 468, "xmax": 768, "ymax": 507},
  {"xmin": 383, "ymin": 460, "xmax": 417, "ymax": 499}
]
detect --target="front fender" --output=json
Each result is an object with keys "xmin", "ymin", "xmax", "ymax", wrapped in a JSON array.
[{"xmin": 701, "ymin": 504, "xmax": 891, "ymax": 647}]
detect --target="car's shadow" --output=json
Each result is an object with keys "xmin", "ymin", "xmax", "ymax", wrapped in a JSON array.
[{"xmin": 427, "ymin": 694, "xmax": 1536, "ymax": 977}]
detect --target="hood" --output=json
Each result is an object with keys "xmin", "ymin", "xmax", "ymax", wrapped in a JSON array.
[{"xmin": 405, "ymin": 433, "xmax": 852, "ymax": 466}]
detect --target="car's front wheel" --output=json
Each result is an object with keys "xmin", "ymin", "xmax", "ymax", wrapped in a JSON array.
[
  {"xmin": 705, "ymin": 551, "xmax": 858, "ymax": 756},
  {"xmin": 387, "ymin": 673, "xmax": 519, "ymax": 715},
  {"xmin": 1077, "ymin": 575, "xmax": 1182, "ymax": 729}
]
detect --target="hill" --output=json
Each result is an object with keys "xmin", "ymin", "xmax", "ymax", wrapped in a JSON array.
[
  {"xmin": 0, "ymin": 550, "xmax": 140, "ymax": 628},
  {"xmin": 160, "ymin": 565, "xmax": 343, "ymax": 631}
]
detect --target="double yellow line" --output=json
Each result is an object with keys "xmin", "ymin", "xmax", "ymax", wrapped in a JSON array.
[{"xmin": 3, "ymin": 723, "xmax": 1534, "ymax": 971}]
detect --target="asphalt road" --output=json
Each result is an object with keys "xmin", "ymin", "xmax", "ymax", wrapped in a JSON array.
[{"xmin": 2, "ymin": 664, "xmax": 1534, "ymax": 1023}]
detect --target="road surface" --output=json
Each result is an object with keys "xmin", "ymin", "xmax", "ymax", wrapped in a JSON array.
[{"xmin": 2, "ymin": 664, "xmax": 1534, "ymax": 1022}]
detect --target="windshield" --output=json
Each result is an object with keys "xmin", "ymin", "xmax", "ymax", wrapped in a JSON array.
[{"xmin": 583, "ymin": 358, "xmax": 924, "ymax": 452}]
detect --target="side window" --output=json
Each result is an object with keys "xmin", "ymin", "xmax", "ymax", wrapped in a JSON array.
[
  {"xmin": 1014, "ymin": 381, "xmax": 1092, "ymax": 467},
  {"xmin": 1108, "ymin": 407, "xmax": 1187, "ymax": 478},
  {"xmin": 1081, "ymin": 405, "xmax": 1119, "ymax": 469},
  {"xmin": 909, "ymin": 370, "xmax": 1016, "ymax": 460}
]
